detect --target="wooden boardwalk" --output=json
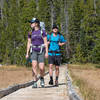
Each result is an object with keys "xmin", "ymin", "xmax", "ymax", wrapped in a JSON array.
[{"xmin": 0, "ymin": 66, "xmax": 69, "ymax": 100}]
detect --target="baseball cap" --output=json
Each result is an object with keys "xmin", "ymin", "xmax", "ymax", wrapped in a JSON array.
[
  {"xmin": 52, "ymin": 24, "xmax": 58, "ymax": 29},
  {"xmin": 29, "ymin": 18, "xmax": 40, "ymax": 24}
]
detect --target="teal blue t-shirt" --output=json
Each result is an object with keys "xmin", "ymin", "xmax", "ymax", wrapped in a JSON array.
[{"xmin": 47, "ymin": 33, "xmax": 66, "ymax": 56}]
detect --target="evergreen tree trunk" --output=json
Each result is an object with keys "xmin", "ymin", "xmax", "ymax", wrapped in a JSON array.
[
  {"xmin": 94, "ymin": 0, "xmax": 97, "ymax": 15},
  {"xmin": 0, "ymin": 0, "xmax": 4, "ymax": 20},
  {"xmin": 50, "ymin": 0, "xmax": 54, "ymax": 28}
]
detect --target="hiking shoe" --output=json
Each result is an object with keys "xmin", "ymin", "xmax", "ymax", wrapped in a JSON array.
[
  {"xmin": 55, "ymin": 80, "xmax": 58, "ymax": 86},
  {"xmin": 40, "ymin": 79, "xmax": 45, "ymax": 88},
  {"xmin": 32, "ymin": 81, "xmax": 37, "ymax": 88},
  {"xmin": 49, "ymin": 80, "xmax": 53, "ymax": 85}
]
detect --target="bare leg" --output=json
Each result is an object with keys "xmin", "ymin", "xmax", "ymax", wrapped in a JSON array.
[
  {"xmin": 55, "ymin": 66, "xmax": 59, "ymax": 80},
  {"xmin": 39, "ymin": 63, "xmax": 45, "ymax": 78},
  {"xmin": 49, "ymin": 64, "xmax": 53, "ymax": 77},
  {"xmin": 55, "ymin": 66, "xmax": 59, "ymax": 86},
  {"xmin": 39, "ymin": 62, "xmax": 45, "ymax": 87},
  {"xmin": 32, "ymin": 61, "xmax": 37, "ymax": 81}
]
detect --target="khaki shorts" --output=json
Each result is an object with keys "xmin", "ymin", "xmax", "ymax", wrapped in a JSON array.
[{"xmin": 31, "ymin": 50, "xmax": 45, "ymax": 63}]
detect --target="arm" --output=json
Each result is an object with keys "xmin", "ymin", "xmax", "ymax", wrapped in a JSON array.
[
  {"xmin": 59, "ymin": 42, "xmax": 66, "ymax": 46},
  {"xmin": 26, "ymin": 38, "xmax": 31, "ymax": 58},
  {"xmin": 59, "ymin": 35, "xmax": 67, "ymax": 46},
  {"xmin": 43, "ymin": 37, "xmax": 48, "ymax": 58},
  {"xmin": 47, "ymin": 34, "xmax": 50, "ymax": 45}
]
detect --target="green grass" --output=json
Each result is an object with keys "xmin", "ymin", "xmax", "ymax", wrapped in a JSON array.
[{"xmin": 95, "ymin": 65, "xmax": 100, "ymax": 68}]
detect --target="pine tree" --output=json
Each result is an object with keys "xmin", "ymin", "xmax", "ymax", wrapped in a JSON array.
[
  {"xmin": 68, "ymin": 0, "xmax": 100, "ymax": 63},
  {"xmin": 68, "ymin": 0, "xmax": 83, "ymax": 62},
  {"xmin": 91, "ymin": 0, "xmax": 100, "ymax": 63},
  {"xmin": 0, "ymin": 0, "xmax": 99, "ymax": 65},
  {"xmin": 37, "ymin": 0, "xmax": 51, "ymax": 31}
]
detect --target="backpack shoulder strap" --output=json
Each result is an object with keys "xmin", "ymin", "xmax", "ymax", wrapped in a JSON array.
[
  {"xmin": 49, "ymin": 33, "xmax": 53, "ymax": 42},
  {"xmin": 40, "ymin": 30, "xmax": 44, "ymax": 39},
  {"xmin": 49, "ymin": 33, "xmax": 61, "ymax": 43},
  {"xmin": 58, "ymin": 34, "xmax": 61, "ymax": 43},
  {"xmin": 40, "ymin": 30, "xmax": 43, "ymax": 35}
]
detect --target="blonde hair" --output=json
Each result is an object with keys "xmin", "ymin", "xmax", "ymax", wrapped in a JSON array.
[{"xmin": 28, "ymin": 29, "xmax": 34, "ymax": 35}]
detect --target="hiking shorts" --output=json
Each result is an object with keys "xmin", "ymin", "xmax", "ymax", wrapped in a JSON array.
[
  {"xmin": 31, "ymin": 50, "xmax": 45, "ymax": 63},
  {"xmin": 48, "ymin": 55, "xmax": 61, "ymax": 66}
]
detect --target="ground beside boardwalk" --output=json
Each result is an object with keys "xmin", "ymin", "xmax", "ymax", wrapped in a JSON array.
[
  {"xmin": 0, "ymin": 65, "xmax": 32, "ymax": 89},
  {"xmin": 69, "ymin": 64, "xmax": 100, "ymax": 100}
]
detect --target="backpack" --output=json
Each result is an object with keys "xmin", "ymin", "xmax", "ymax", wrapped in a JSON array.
[{"xmin": 40, "ymin": 22, "xmax": 45, "ymax": 30}]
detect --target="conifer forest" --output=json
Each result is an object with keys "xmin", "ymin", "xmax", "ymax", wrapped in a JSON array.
[{"xmin": 0, "ymin": 0, "xmax": 100, "ymax": 65}]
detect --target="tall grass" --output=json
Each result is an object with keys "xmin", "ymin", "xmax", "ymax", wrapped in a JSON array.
[{"xmin": 69, "ymin": 64, "xmax": 100, "ymax": 100}]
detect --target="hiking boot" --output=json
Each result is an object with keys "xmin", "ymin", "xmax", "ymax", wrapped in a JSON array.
[
  {"xmin": 55, "ymin": 80, "xmax": 58, "ymax": 86},
  {"xmin": 32, "ymin": 81, "xmax": 37, "ymax": 88},
  {"xmin": 49, "ymin": 80, "xmax": 53, "ymax": 85},
  {"xmin": 40, "ymin": 78, "xmax": 45, "ymax": 87}
]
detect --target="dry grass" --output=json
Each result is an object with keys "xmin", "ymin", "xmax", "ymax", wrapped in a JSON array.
[
  {"xmin": 68, "ymin": 63, "xmax": 98, "ymax": 70},
  {"xmin": 0, "ymin": 65, "xmax": 49, "ymax": 89},
  {"xmin": 69, "ymin": 64, "xmax": 100, "ymax": 100},
  {"xmin": 0, "ymin": 65, "xmax": 32, "ymax": 89}
]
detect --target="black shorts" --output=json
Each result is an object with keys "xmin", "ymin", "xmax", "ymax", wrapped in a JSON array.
[{"xmin": 48, "ymin": 55, "xmax": 61, "ymax": 66}]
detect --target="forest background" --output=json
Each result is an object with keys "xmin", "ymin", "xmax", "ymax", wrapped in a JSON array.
[{"xmin": 0, "ymin": 0, "xmax": 100, "ymax": 65}]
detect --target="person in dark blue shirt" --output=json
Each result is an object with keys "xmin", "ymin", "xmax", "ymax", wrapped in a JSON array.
[{"xmin": 47, "ymin": 25, "xmax": 66, "ymax": 86}]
